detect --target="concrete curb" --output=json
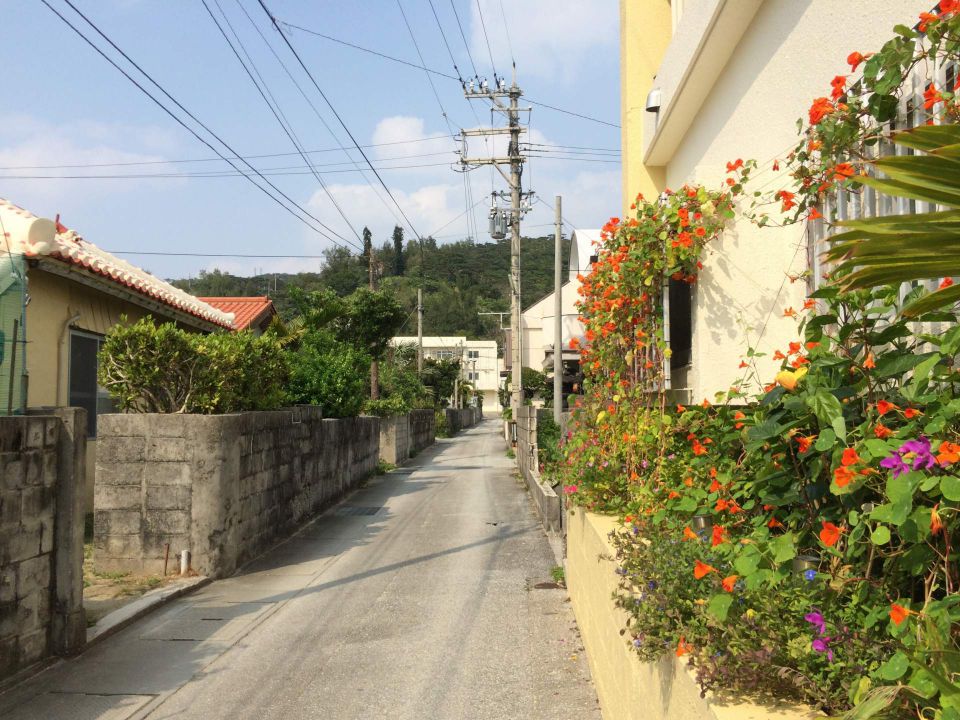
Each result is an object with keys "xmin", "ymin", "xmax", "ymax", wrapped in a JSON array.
[{"xmin": 85, "ymin": 576, "xmax": 211, "ymax": 648}]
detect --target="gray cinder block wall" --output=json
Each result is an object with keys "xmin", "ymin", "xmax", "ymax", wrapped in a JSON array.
[
  {"xmin": 408, "ymin": 409, "xmax": 435, "ymax": 455},
  {"xmin": 443, "ymin": 408, "xmax": 480, "ymax": 435},
  {"xmin": 377, "ymin": 414, "xmax": 411, "ymax": 466},
  {"xmin": 0, "ymin": 409, "xmax": 86, "ymax": 681},
  {"xmin": 95, "ymin": 408, "xmax": 380, "ymax": 578}
]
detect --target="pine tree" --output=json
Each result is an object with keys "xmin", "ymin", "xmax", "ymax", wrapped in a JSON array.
[
  {"xmin": 362, "ymin": 226, "xmax": 372, "ymax": 259},
  {"xmin": 392, "ymin": 225, "xmax": 405, "ymax": 276}
]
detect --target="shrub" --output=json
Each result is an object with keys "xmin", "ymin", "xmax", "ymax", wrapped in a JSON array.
[
  {"xmin": 435, "ymin": 410, "xmax": 450, "ymax": 438},
  {"xmin": 98, "ymin": 317, "xmax": 288, "ymax": 414},
  {"xmin": 363, "ymin": 395, "xmax": 409, "ymax": 417},
  {"xmin": 287, "ymin": 331, "xmax": 369, "ymax": 418}
]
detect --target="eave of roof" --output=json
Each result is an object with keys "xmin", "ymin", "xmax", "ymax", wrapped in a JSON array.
[
  {"xmin": 197, "ymin": 296, "xmax": 276, "ymax": 330},
  {"xmin": 0, "ymin": 198, "xmax": 235, "ymax": 329}
]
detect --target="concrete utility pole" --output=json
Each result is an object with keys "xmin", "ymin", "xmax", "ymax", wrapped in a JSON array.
[
  {"xmin": 417, "ymin": 287, "xmax": 424, "ymax": 374},
  {"xmin": 553, "ymin": 195, "xmax": 562, "ymax": 425},
  {"xmin": 461, "ymin": 65, "xmax": 532, "ymax": 418}
]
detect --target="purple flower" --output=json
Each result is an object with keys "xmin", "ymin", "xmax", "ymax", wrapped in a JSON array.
[
  {"xmin": 880, "ymin": 453, "xmax": 910, "ymax": 478},
  {"xmin": 803, "ymin": 569, "xmax": 817, "ymax": 582},
  {"xmin": 811, "ymin": 636, "xmax": 834, "ymax": 662},
  {"xmin": 882, "ymin": 436, "xmax": 936, "ymax": 477},
  {"xmin": 804, "ymin": 611, "xmax": 827, "ymax": 636}
]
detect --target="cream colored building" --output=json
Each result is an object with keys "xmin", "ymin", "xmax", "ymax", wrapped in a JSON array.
[
  {"xmin": 622, "ymin": 0, "xmax": 931, "ymax": 402},
  {"xmin": 392, "ymin": 336, "xmax": 501, "ymax": 411},
  {"xmin": 521, "ymin": 229, "xmax": 598, "ymax": 372},
  {"xmin": 0, "ymin": 199, "xmax": 235, "ymax": 510}
]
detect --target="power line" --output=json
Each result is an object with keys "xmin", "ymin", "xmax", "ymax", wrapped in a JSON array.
[
  {"xmin": 498, "ymin": 0, "xmax": 514, "ymax": 67},
  {"xmin": 258, "ymin": 0, "xmax": 424, "ymax": 240},
  {"xmin": 427, "ymin": 0, "xmax": 464, "ymax": 83},
  {"xmin": 447, "ymin": 0, "xmax": 479, "ymax": 79},
  {"xmin": 474, "ymin": 0, "xmax": 498, "ymax": 79},
  {"xmin": 0, "ymin": 160, "xmax": 459, "ymax": 180},
  {"xmin": 0, "ymin": 135, "xmax": 457, "ymax": 171},
  {"xmin": 41, "ymin": 0, "xmax": 350, "ymax": 250},
  {"xmin": 231, "ymin": 0, "xmax": 411, "ymax": 236},
  {"xmin": 202, "ymin": 0, "xmax": 362, "ymax": 249},
  {"xmin": 278, "ymin": 19, "xmax": 619, "ymax": 129},
  {"xmin": 524, "ymin": 142, "xmax": 620, "ymax": 154}
]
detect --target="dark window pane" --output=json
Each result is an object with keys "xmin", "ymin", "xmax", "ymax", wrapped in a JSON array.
[{"xmin": 69, "ymin": 333, "xmax": 99, "ymax": 437}]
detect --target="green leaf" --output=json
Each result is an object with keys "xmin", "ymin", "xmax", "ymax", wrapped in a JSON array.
[
  {"xmin": 875, "ymin": 351, "xmax": 938, "ymax": 379},
  {"xmin": 770, "ymin": 533, "xmax": 797, "ymax": 564},
  {"xmin": 815, "ymin": 429, "xmax": 837, "ymax": 452},
  {"xmin": 806, "ymin": 390, "xmax": 845, "ymax": 441},
  {"xmin": 909, "ymin": 669, "xmax": 939, "ymax": 699},
  {"xmin": 942, "ymin": 475, "xmax": 960, "ymax": 501},
  {"xmin": 707, "ymin": 593, "xmax": 733, "ymax": 621},
  {"xmin": 877, "ymin": 651, "xmax": 910, "ymax": 681},
  {"xmin": 734, "ymin": 550, "xmax": 760, "ymax": 577},
  {"xmin": 871, "ymin": 525, "xmax": 891, "ymax": 545}
]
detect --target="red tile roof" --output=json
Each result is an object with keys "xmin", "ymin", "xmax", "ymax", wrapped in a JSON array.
[
  {"xmin": 0, "ymin": 198, "xmax": 235, "ymax": 329},
  {"xmin": 198, "ymin": 297, "xmax": 276, "ymax": 331}
]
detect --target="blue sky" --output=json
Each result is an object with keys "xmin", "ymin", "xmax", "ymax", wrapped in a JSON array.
[{"xmin": 1, "ymin": 0, "xmax": 620, "ymax": 278}]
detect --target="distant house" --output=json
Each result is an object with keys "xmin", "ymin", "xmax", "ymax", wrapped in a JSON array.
[
  {"xmin": 198, "ymin": 296, "xmax": 276, "ymax": 334},
  {"xmin": 391, "ymin": 336, "xmax": 501, "ymax": 411},
  {"xmin": 0, "ymin": 198, "xmax": 235, "ymax": 509},
  {"xmin": 520, "ymin": 229, "xmax": 598, "ymax": 373}
]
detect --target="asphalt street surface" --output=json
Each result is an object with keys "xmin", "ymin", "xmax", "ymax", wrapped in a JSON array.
[{"xmin": 0, "ymin": 419, "xmax": 600, "ymax": 720}]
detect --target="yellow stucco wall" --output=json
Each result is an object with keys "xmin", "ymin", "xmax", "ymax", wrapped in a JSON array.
[
  {"xmin": 566, "ymin": 507, "xmax": 819, "ymax": 720},
  {"xmin": 620, "ymin": 0, "xmax": 672, "ymax": 212},
  {"xmin": 24, "ymin": 269, "xmax": 156, "ymax": 409}
]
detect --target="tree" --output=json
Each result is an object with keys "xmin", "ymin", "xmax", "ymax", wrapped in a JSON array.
[
  {"xmin": 392, "ymin": 225, "xmax": 405, "ymax": 276},
  {"xmin": 362, "ymin": 226, "xmax": 372, "ymax": 260},
  {"xmin": 421, "ymin": 357, "xmax": 460, "ymax": 408},
  {"xmin": 287, "ymin": 331, "xmax": 370, "ymax": 418}
]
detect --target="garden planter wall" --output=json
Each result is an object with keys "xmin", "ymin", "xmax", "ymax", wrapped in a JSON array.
[
  {"xmin": 0, "ymin": 409, "xmax": 86, "ymax": 681},
  {"xmin": 94, "ymin": 408, "xmax": 379, "ymax": 578},
  {"xmin": 566, "ymin": 506, "xmax": 818, "ymax": 720}
]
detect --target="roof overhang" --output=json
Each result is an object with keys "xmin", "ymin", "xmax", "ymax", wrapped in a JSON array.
[
  {"xmin": 643, "ymin": 0, "xmax": 763, "ymax": 166},
  {"xmin": 34, "ymin": 258, "xmax": 224, "ymax": 333}
]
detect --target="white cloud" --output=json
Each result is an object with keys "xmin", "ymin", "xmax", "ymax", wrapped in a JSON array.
[
  {"xmin": 0, "ymin": 115, "xmax": 181, "ymax": 212},
  {"xmin": 469, "ymin": 0, "xmax": 618, "ymax": 81}
]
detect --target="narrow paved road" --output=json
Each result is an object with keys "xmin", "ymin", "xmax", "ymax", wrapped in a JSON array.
[{"xmin": 1, "ymin": 419, "xmax": 600, "ymax": 720}]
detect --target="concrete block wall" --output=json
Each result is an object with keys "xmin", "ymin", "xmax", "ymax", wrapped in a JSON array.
[
  {"xmin": 95, "ymin": 409, "xmax": 380, "ymax": 578},
  {"xmin": 408, "ymin": 409, "xmax": 435, "ymax": 455},
  {"xmin": 0, "ymin": 409, "xmax": 86, "ymax": 681},
  {"xmin": 443, "ymin": 408, "xmax": 481, "ymax": 435},
  {"xmin": 378, "ymin": 415, "xmax": 410, "ymax": 466}
]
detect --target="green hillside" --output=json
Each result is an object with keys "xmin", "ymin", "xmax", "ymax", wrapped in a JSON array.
[{"xmin": 169, "ymin": 232, "xmax": 569, "ymax": 343}]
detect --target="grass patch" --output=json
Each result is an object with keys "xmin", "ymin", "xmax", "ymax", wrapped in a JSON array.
[{"xmin": 550, "ymin": 565, "xmax": 566, "ymax": 586}]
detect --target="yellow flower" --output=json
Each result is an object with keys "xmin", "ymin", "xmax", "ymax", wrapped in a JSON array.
[{"xmin": 775, "ymin": 367, "xmax": 808, "ymax": 391}]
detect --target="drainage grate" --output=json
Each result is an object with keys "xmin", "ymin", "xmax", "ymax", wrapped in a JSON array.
[{"xmin": 334, "ymin": 505, "xmax": 383, "ymax": 517}]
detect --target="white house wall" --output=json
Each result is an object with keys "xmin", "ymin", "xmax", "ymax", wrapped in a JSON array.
[{"xmin": 653, "ymin": 0, "xmax": 931, "ymax": 401}]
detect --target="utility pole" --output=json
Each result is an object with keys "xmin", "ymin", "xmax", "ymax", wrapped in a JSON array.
[
  {"xmin": 461, "ymin": 66, "xmax": 532, "ymax": 418},
  {"xmin": 553, "ymin": 195, "xmax": 563, "ymax": 425},
  {"xmin": 417, "ymin": 287, "xmax": 424, "ymax": 374}
]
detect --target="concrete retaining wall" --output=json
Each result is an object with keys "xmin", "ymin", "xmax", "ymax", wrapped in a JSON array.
[
  {"xmin": 408, "ymin": 409, "xmax": 435, "ymax": 455},
  {"xmin": 567, "ymin": 507, "xmax": 816, "ymax": 720},
  {"xmin": 94, "ymin": 408, "xmax": 380, "ymax": 578},
  {"xmin": 0, "ymin": 409, "xmax": 86, "ymax": 681},
  {"xmin": 514, "ymin": 406, "xmax": 561, "ymax": 533}
]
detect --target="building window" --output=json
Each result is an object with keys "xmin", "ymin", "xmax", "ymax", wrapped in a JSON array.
[
  {"xmin": 467, "ymin": 350, "xmax": 479, "ymax": 359},
  {"xmin": 668, "ymin": 279, "xmax": 692, "ymax": 370},
  {"xmin": 69, "ymin": 330, "xmax": 113, "ymax": 437}
]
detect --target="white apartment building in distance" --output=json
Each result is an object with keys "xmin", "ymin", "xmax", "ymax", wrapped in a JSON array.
[{"xmin": 392, "ymin": 336, "xmax": 501, "ymax": 412}]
